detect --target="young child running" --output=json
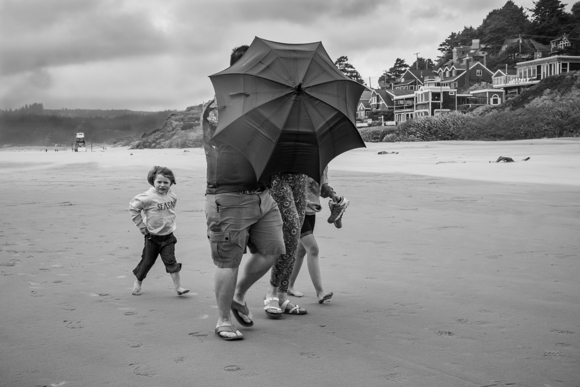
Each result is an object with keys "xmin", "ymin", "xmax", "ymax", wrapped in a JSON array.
[
  {"xmin": 129, "ymin": 166, "xmax": 189, "ymax": 296},
  {"xmin": 288, "ymin": 167, "xmax": 349, "ymax": 303}
]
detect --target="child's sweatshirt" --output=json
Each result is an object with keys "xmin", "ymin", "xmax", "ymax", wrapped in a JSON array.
[{"xmin": 129, "ymin": 187, "xmax": 177, "ymax": 236}]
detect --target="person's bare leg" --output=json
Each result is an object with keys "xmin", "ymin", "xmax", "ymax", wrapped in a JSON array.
[
  {"xmin": 215, "ymin": 267, "xmax": 242, "ymax": 339},
  {"xmin": 234, "ymin": 253, "xmax": 279, "ymax": 321},
  {"xmin": 170, "ymin": 272, "xmax": 189, "ymax": 295},
  {"xmin": 132, "ymin": 280, "xmax": 142, "ymax": 295},
  {"xmin": 302, "ymin": 234, "xmax": 332, "ymax": 302},
  {"xmin": 288, "ymin": 241, "xmax": 306, "ymax": 297}
]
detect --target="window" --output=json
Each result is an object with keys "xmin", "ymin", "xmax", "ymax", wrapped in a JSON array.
[
  {"xmin": 562, "ymin": 63, "xmax": 568, "ymax": 73},
  {"xmin": 476, "ymin": 70, "xmax": 482, "ymax": 76},
  {"xmin": 490, "ymin": 95, "xmax": 500, "ymax": 105}
]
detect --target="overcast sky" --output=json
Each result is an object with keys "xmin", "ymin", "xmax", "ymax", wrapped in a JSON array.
[{"xmin": 0, "ymin": 0, "xmax": 571, "ymax": 111}]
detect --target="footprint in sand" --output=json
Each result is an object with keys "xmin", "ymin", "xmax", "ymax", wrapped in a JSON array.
[
  {"xmin": 551, "ymin": 329, "xmax": 574, "ymax": 335},
  {"xmin": 543, "ymin": 350, "xmax": 564, "ymax": 357},
  {"xmin": 224, "ymin": 365, "xmax": 242, "ymax": 372},
  {"xmin": 130, "ymin": 363, "xmax": 156, "ymax": 377},
  {"xmin": 300, "ymin": 352, "xmax": 321, "ymax": 359},
  {"xmin": 555, "ymin": 343, "xmax": 571, "ymax": 347},
  {"xmin": 64, "ymin": 320, "xmax": 84, "ymax": 329},
  {"xmin": 384, "ymin": 372, "xmax": 407, "ymax": 382},
  {"xmin": 436, "ymin": 330, "xmax": 454, "ymax": 336}
]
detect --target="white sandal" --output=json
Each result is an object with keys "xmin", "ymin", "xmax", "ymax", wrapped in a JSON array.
[
  {"xmin": 263, "ymin": 297, "xmax": 282, "ymax": 319},
  {"xmin": 280, "ymin": 299, "xmax": 307, "ymax": 315}
]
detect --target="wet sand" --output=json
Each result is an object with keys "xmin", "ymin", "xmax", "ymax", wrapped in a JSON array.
[{"xmin": 1, "ymin": 139, "xmax": 579, "ymax": 387}]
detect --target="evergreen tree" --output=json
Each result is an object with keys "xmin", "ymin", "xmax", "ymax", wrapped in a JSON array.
[
  {"xmin": 384, "ymin": 58, "xmax": 410, "ymax": 83},
  {"xmin": 334, "ymin": 56, "xmax": 366, "ymax": 85},
  {"xmin": 478, "ymin": 1, "xmax": 531, "ymax": 55},
  {"xmin": 528, "ymin": 0, "xmax": 573, "ymax": 43},
  {"xmin": 410, "ymin": 57, "xmax": 435, "ymax": 71},
  {"xmin": 437, "ymin": 26, "xmax": 479, "ymax": 63}
]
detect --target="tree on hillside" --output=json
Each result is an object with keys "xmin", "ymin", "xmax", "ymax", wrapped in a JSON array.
[
  {"xmin": 334, "ymin": 56, "xmax": 366, "ymax": 85},
  {"xmin": 528, "ymin": 0, "xmax": 573, "ymax": 43},
  {"xmin": 437, "ymin": 26, "xmax": 479, "ymax": 64},
  {"xmin": 379, "ymin": 58, "xmax": 410, "ymax": 86},
  {"xmin": 410, "ymin": 57, "xmax": 435, "ymax": 71},
  {"xmin": 573, "ymin": 1, "xmax": 580, "ymax": 18},
  {"xmin": 477, "ymin": 1, "xmax": 531, "ymax": 55}
]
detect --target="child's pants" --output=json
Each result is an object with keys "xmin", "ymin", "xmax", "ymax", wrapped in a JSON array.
[{"xmin": 133, "ymin": 233, "xmax": 181, "ymax": 281}]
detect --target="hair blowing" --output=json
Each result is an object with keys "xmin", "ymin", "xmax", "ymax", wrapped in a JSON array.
[
  {"xmin": 230, "ymin": 45, "xmax": 249, "ymax": 66},
  {"xmin": 147, "ymin": 166, "xmax": 176, "ymax": 186}
]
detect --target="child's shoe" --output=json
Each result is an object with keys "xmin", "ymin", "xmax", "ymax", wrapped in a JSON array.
[{"xmin": 327, "ymin": 197, "xmax": 349, "ymax": 224}]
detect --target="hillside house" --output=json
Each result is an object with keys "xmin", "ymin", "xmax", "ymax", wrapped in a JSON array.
[
  {"xmin": 439, "ymin": 39, "xmax": 489, "ymax": 68},
  {"xmin": 499, "ymin": 37, "xmax": 550, "ymax": 60},
  {"xmin": 392, "ymin": 91, "xmax": 416, "ymax": 123},
  {"xmin": 414, "ymin": 80, "xmax": 457, "ymax": 118},
  {"xmin": 469, "ymin": 89, "xmax": 505, "ymax": 106},
  {"xmin": 357, "ymin": 89, "xmax": 372, "ymax": 120},
  {"xmin": 550, "ymin": 34, "xmax": 572, "ymax": 54},
  {"xmin": 492, "ymin": 55, "xmax": 580, "ymax": 97},
  {"xmin": 435, "ymin": 60, "xmax": 494, "ymax": 91}
]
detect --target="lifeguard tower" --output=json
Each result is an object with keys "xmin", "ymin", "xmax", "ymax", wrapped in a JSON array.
[{"xmin": 74, "ymin": 132, "xmax": 86, "ymax": 152}]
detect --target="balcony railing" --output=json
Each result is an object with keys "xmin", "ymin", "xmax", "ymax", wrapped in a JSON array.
[{"xmin": 493, "ymin": 75, "xmax": 539, "ymax": 87}]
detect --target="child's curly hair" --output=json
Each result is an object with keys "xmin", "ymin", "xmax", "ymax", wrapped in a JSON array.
[{"xmin": 147, "ymin": 166, "xmax": 176, "ymax": 186}]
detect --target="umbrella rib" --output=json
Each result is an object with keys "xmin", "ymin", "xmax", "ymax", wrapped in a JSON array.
[{"xmin": 223, "ymin": 72, "xmax": 295, "ymax": 89}]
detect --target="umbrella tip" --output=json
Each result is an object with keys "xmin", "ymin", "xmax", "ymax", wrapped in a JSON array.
[{"xmin": 295, "ymin": 83, "xmax": 303, "ymax": 94}]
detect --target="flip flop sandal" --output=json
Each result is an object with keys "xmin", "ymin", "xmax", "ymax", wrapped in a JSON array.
[
  {"xmin": 318, "ymin": 292, "xmax": 333, "ymax": 304},
  {"xmin": 231, "ymin": 300, "xmax": 253, "ymax": 327},
  {"xmin": 263, "ymin": 297, "xmax": 282, "ymax": 319},
  {"xmin": 215, "ymin": 325, "xmax": 243, "ymax": 341},
  {"xmin": 280, "ymin": 299, "xmax": 307, "ymax": 315}
]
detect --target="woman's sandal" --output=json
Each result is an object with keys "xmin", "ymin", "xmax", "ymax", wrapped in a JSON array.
[
  {"xmin": 280, "ymin": 299, "xmax": 307, "ymax": 315},
  {"xmin": 263, "ymin": 297, "xmax": 283, "ymax": 319},
  {"xmin": 215, "ymin": 324, "xmax": 243, "ymax": 341}
]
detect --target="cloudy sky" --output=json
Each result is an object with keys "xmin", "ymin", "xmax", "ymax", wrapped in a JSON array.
[{"xmin": 0, "ymin": 0, "xmax": 568, "ymax": 111}]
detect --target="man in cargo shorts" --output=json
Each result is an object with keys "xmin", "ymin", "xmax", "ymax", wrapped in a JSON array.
[{"xmin": 203, "ymin": 45, "xmax": 285, "ymax": 341}]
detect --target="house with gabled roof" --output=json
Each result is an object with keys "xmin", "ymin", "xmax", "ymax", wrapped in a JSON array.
[
  {"xmin": 550, "ymin": 34, "xmax": 572, "ymax": 54},
  {"xmin": 439, "ymin": 39, "xmax": 489, "ymax": 68},
  {"xmin": 392, "ymin": 68, "xmax": 433, "ymax": 91},
  {"xmin": 356, "ymin": 89, "xmax": 372, "ymax": 120},
  {"xmin": 370, "ymin": 88, "xmax": 393, "ymax": 111},
  {"xmin": 435, "ymin": 59, "xmax": 493, "ymax": 92}
]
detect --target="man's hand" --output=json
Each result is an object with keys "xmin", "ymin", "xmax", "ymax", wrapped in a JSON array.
[{"xmin": 139, "ymin": 227, "xmax": 149, "ymax": 236}]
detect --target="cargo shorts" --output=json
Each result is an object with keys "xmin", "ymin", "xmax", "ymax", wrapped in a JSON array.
[{"xmin": 205, "ymin": 189, "xmax": 285, "ymax": 269}]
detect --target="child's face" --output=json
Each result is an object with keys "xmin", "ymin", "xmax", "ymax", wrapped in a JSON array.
[{"xmin": 153, "ymin": 174, "xmax": 172, "ymax": 195}]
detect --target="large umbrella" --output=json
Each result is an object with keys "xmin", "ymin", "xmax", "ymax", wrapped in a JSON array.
[{"xmin": 209, "ymin": 37, "xmax": 366, "ymax": 183}]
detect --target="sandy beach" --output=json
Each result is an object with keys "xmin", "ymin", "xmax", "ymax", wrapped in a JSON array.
[{"xmin": 1, "ymin": 139, "xmax": 579, "ymax": 387}]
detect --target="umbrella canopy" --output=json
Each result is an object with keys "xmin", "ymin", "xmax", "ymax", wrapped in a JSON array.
[{"xmin": 209, "ymin": 37, "xmax": 366, "ymax": 183}]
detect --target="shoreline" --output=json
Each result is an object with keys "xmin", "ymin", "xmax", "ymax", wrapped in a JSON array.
[{"xmin": 2, "ymin": 138, "xmax": 579, "ymax": 186}]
